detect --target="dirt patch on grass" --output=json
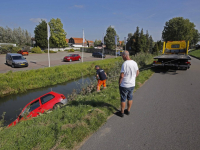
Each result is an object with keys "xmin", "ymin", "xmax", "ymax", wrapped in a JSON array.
[{"xmin": 61, "ymin": 121, "xmax": 88, "ymax": 130}]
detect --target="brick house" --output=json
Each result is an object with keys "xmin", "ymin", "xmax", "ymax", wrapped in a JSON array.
[{"xmin": 66, "ymin": 37, "xmax": 94, "ymax": 47}]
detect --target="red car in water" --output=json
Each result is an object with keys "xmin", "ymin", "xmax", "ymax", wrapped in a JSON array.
[
  {"xmin": 8, "ymin": 91, "xmax": 67, "ymax": 127},
  {"xmin": 63, "ymin": 54, "xmax": 81, "ymax": 62},
  {"xmin": 17, "ymin": 50, "xmax": 29, "ymax": 56}
]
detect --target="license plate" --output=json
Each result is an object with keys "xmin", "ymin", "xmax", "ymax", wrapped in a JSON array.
[
  {"xmin": 155, "ymin": 62, "xmax": 161, "ymax": 64},
  {"xmin": 21, "ymin": 64, "xmax": 25, "ymax": 65}
]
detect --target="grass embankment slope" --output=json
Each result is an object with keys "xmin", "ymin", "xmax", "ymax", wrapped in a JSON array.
[
  {"xmin": 0, "ymin": 53, "xmax": 155, "ymax": 150},
  {"xmin": 189, "ymin": 49, "xmax": 200, "ymax": 59},
  {"xmin": 0, "ymin": 58, "xmax": 120, "ymax": 97}
]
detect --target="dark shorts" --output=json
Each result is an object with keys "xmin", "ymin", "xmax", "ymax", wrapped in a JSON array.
[{"xmin": 119, "ymin": 86, "xmax": 135, "ymax": 102}]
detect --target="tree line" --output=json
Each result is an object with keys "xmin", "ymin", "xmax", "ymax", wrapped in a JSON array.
[
  {"xmin": 0, "ymin": 26, "xmax": 31, "ymax": 46},
  {"xmin": 99, "ymin": 17, "xmax": 199, "ymax": 55}
]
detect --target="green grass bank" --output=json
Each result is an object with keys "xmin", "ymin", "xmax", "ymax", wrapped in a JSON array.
[
  {"xmin": 189, "ymin": 49, "xmax": 200, "ymax": 59},
  {"xmin": 0, "ymin": 53, "xmax": 154, "ymax": 98},
  {"xmin": 0, "ymin": 58, "xmax": 120, "ymax": 97},
  {"xmin": 0, "ymin": 53, "xmax": 155, "ymax": 150}
]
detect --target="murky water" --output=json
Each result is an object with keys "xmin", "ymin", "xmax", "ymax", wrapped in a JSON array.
[{"xmin": 0, "ymin": 75, "xmax": 96, "ymax": 125}]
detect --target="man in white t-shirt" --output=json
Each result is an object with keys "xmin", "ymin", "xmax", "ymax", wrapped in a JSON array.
[{"xmin": 118, "ymin": 50, "xmax": 139, "ymax": 117}]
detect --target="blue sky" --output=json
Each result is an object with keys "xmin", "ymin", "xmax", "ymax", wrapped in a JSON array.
[{"xmin": 0, "ymin": 0, "xmax": 200, "ymax": 42}]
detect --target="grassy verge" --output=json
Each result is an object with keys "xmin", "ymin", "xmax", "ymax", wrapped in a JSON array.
[
  {"xmin": 0, "ymin": 53, "xmax": 154, "ymax": 150},
  {"xmin": 0, "ymin": 58, "xmax": 121, "ymax": 97},
  {"xmin": 189, "ymin": 49, "xmax": 200, "ymax": 59}
]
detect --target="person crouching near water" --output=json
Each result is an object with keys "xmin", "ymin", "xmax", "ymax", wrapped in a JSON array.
[{"xmin": 95, "ymin": 65, "xmax": 107, "ymax": 92}]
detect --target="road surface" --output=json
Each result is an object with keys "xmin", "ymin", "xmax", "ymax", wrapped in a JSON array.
[
  {"xmin": 0, "ymin": 51, "xmax": 116, "ymax": 73},
  {"xmin": 80, "ymin": 56, "xmax": 200, "ymax": 150}
]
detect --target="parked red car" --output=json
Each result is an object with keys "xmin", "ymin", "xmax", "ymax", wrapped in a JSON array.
[
  {"xmin": 8, "ymin": 91, "xmax": 67, "ymax": 127},
  {"xmin": 17, "ymin": 50, "xmax": 29, "ymax": 56},
  {"xmin": 63, "ymin": 54, "xmax": 81, "ymax": 62}
]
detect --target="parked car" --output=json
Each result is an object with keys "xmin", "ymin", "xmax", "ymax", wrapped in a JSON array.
[
  {"xmin": 63, "ymin": 54, "xmax": 81, "ymax": 62},
  {"xmin": 17, "ymin": 50, "xmax": 29, "ymax": 56},
  {"xmin": 8, "ymin": 91, "xmax": 67, "ymax": 127},
  {"xmin": 92, "ymin": 52, "xmax": 106, "ymax": 58},
  {"xmin": 6, "ymin": 53, "xmax": 28, "ymax": 68}
]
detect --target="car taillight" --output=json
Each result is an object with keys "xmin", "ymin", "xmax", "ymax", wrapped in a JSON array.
[
  {"xmin": 153, "ymin": 61, "xmax": 157, "ymax": 63},
  {"xmin": 61, "ymin": 95, "xmax": 66, "ymax": 99}
]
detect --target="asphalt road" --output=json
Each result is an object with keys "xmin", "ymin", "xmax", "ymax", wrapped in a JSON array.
[
  {"xmin": 0, "ymin": 51, "xmax": 116, "ymax": 73},
  {"xmin": 79, "ymin": 57, "xmax": 200, "ymax": 150}
]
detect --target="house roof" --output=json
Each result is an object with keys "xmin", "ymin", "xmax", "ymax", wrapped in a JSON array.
[{"xmin": 66, "ymin": 38, "xmax": 93, "ymax": 44}]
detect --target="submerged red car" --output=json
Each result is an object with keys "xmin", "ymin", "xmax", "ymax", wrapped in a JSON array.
[
  {"xmin": 8, "ymin": 91, "xmax": 67, "ymax": 127},
  {"xmin": 63, "ymin": 54, "xmax": 81, "ymax": 62}
]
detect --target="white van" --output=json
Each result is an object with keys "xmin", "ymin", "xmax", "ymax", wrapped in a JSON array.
[{"xmin": 6, "ymin": 53, "xmax": 28, "ymax": 68}]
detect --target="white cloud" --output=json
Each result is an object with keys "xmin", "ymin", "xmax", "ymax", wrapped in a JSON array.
[
  {"xmin": 30, "ymin": 18, "xmax": 47, "ymax": 23},
  {"xmin": 74, "ymin": 5, "xmax": 84, "ymax": 8},
  {"xmin": 147, "ymin": 13, "xmax": 156, "ymax": 19},
  {"xmin": 111, "ymin": 25, "xmax": 115, "ymax": 28}
]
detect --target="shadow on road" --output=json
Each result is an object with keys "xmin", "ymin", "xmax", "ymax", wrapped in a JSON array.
[{"xmin": 30, "ymin": 61, "xmax": 47, "ymax": 67}]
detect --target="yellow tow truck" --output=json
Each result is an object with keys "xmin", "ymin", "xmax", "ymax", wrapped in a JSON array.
[{"xmin": 153, "ymin": 40, "xmax": 191, "ymax": 70}]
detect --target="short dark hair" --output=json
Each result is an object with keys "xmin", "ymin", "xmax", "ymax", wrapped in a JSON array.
[{"xmin": 95, "ymin": 65, "xmax": 99, "ymax": 68}]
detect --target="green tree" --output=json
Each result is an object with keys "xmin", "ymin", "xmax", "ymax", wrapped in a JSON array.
[
  {"xmin": 149, "ymin": 35, "xmax": 154, "ymax": 53},
  {"xmin": 145, "ymin": 30, "xmax": 150, "ymax": 53},
  {"xmin": 131, "ymin": 26, "xmax": 141, "ymax": 54},
  {"xmin": 157, "ymin": 40, "xmax": 162, "ymax": 51},
  {"xmin": 190, "ymin": 29, "xmax": 200, "ymax": 47},
  {"xmin": 104, "ymin": 26, "xmax": 118, "ymax": 50},
  {"xmin": 140, "ymin": 28, "xmax": 146, "ymax": 52},
  {"xmin": 162, "ymin": 17, "xmax": 199, "ymax": 44},
  {"xmin": 0, "ymin": 27, "xmax": 4, "ymax": 43},
  {"xmin": 126, "ymin": 33, "xmax": 133, "ymax": 51},
  {"xmin": 152, "ymin": 43, "xmax": 159, "ymax": 55},
  {"xmin": 34, "ymin": 20, "xmax": 48, "ymax": 48},
  {"xmin": 94, "ymin": 39, "xmax": 102, "ymax": 47},
  {"xmin": 49, "ymin": 18, "xmax": 67, "ymax": 48}
]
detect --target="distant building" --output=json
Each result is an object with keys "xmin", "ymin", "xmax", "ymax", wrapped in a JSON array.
[{"xmin": 66, "ymin": 37, "xmax": 94, "ymax": 47}]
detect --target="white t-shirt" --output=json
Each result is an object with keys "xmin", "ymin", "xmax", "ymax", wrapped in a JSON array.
[{"xmin": 120, "ymin": 60, "xmax": 138, "ymax": 88}]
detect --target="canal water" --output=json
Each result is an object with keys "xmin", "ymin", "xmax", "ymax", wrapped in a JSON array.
[{"xmin": 0, "ymin": 75, "xmax": 96, "ymax": 126}]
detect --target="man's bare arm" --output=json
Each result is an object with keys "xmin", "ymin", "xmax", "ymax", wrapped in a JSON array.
[
  {"xmin": 136, "ymin": 70, "xmax": 139, "ymax": 77},
  {"xmin": 119, "ymin": 72, "xmax": 124, "ymax": 85}
]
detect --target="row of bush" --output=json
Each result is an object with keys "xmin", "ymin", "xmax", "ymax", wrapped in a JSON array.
[
  {"xmin": 0, "ymin": 45, "xmax": 21, "ymax": 54},
  {"xmin": 31, "ymin": 47, "xmax": 76, "ymax": 53},
  {"xmin": 0, "ymin": 45, "xmax": 32, "ymax": 54},
  {"xmin": 0, "ymin": 45, "xmax": 77, "ymax": 54}
]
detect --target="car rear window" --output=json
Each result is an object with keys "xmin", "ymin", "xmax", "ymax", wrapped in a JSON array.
[
  {"xmin": 41, "ymin": 94, "xmax": 55, "ymax": 104},
  {"xmin": 29, "ymin": 100, "xmax": 40, "ymax": 112}
]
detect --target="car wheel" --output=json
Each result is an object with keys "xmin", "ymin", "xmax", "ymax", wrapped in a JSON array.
[
  {"xmin": 53, "ymin": 103, "xmax": 63, "ymax": 109},
  {"xmin": 79, "ymin": 58, "xmax": 81, "ymax": 61},
  {"xmin": 11, "ymin": 64, "xmax": 15, "ymax": 68},
  {"xmin": 70, "ymin": 59, "xmax": 72, "ymax": 62},
  {"xmin": 6, "ymin": 61, "xmax": 8, "ymax": 65}
]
